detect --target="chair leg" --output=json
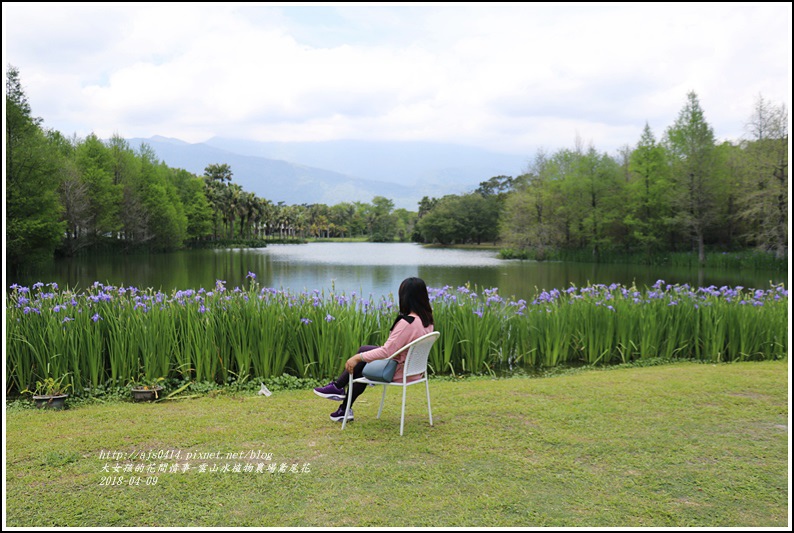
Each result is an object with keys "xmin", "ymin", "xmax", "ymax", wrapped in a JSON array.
[
  {"xmin": 377, "ymin": 385, "xmax": 387, "ymax": 419},
  {"xmin": 400, "ymin": 385, "xmax": 408, "ymax": 436},
  {"xmin": 425, "ymin": 380, "xmax": 433, "ymax": 426},
  {"xmin": 342, "ymin": 374, "xmax": 354, "ymax": 430}
]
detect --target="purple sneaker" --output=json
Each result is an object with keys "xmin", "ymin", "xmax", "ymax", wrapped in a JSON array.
[
  {"xmin": 330, "ymin": 405, "xmax": 353, "ymax": 422},
  {"xmin": 314, "ymin": 382, "xmax": 345, "ymax": 401}
]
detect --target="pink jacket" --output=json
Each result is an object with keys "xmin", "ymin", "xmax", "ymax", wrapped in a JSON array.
[{"xmin": 360, "ymin": 314, "xmax": 434, "ymax": 383}]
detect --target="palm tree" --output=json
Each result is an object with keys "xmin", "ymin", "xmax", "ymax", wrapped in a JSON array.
[
  {"xmin": 249, "ymin": 197, "xmax": 267, "ymax": 239},
  {"xmin": 237, "ymin": 191, "xmax": 256, "ymax": 239},
  {"xmin": 221, "ymin": 183, "xmax": 242, "ymax": 239},
  {"xmin": 203, "ymin": 179, "xmax": 225, "ymax": 240},
  {"xmin": 276, "ymin": 202, "xmax": 290, "ymax": 239},
  {"xmin": 203, "ymin": 163, "xmax": 233, "ymax": 241},
  {"xmin": 293, "ymin": 205, "xmax": 308, "ymax": 238},
  {"xmin": 262, "ymin": 200, "xmax": 277, "ymax": 239}
]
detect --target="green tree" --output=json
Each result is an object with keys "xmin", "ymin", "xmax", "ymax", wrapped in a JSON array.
[
  {"xmin": 570, "ymin": 146, "xmax": 624, "ymax": 257},
  {"xmin": 461, "ymin": 192, "xmax": 500, "ymax": 244},
  {"xmin": 474, "ymin": 176, "xmax": 513, "ymax": 244},
  {"xmin": 475, "ymin": 175, "xmax": 515, "ymax": 197},
  {"xmin": 499, "ymin": 149, "xmax": 565, "ymax": 254},
  {"xmin": 546, "ymin": 147, "xmax": 584, "ymax": 248},
  {"xmin": 221, "ymin": 183, "xmax": 242, "ymax": 240},
  {"xmin": 5, "ymin": 65, "xmax": 65, "ymax": 266},
  {"xmin": 415, "ymin": 195, "xmax": 463, "ymax": 245},
  {"xmin": 249, "ymin": 196, "xmax": 271, "ymax": 240},
  {"xmin": 329, "ymin": 202, "xmax": 356, "ymax": 238},
  {"xmin": 104, "ymin": 134, "xmax": 149, "ymax": 246},
  {"xmin": 348, "ymin": 202, "xmax": 370, "ymax": 237},
  {"xmin": 625, "ymin": 122, "xmax": 672, "ymax": 253},
  {"xmin": 412, "ymin": 196, "xmax": 437, "ymax": 242},
  {"xmin": 369, "ymin": 196, "xmax": 397, "ymax": 242},
  {"xmin": 108, "ymin": 134, "xmax": 139, "ymax": 187},
  {"xmin": 664, "ymin": 91, "xmax": 720, "ymax": 264},
  {"xmin": 261, "ymin": 199, "xmax": 279, "ymax": 239},
  {"xmin": 203, "ymin": 163, "xmax": 233, "ymax": 240},
  {"xmin": 237, "ymin": 190, "xmax": 258, "ymax": 239},
  {"xmin": 275, "ymin": 203, "xmax": 305, "ymax": 239},
  {"xmin": 737, "ymin": 95, "xmax": 788, "ymax": 258},
  {"xmin": 307, "ymin": 203, "xmax": 331, "ymax": 238},
  {"xmin": 415, "ymin": 193, "xmax": 496, "ymax": 245},
  {"xmin": 204, "ymin": 163, "xmax": 233, "ymax": 184},
  {"xmin": 392, "ymin": 208, "xmax": 416, "ymax": 242},
  {"xmin": 49, "ymin": 131, "xmax": 91, "ymax": 255},
  {"xmin": 170, "ymin": 168, "xmax": 213, "ymax": 242},
  {"xmin": 75, "ymin": 133, "xmax": 121, "ymax": 242},
  {"xmin": 417, "ymin": 196, "xmax": 437, "ymax": 218},
  {"xmin": 131, "ymin": 143, "xmax": 187, "ymax": 250},
  {"xmin": 714, "ymin": 141, "xmax": 744, "ymax": 248}
]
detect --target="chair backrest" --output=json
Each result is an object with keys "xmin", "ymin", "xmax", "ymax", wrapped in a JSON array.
[{"xmin": 402, "ymin": 331, "xmax": 440, "ymax": 378}]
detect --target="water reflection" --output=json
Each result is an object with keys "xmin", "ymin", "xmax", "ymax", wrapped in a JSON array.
[{"xmin": 8, "ymin": 243, "xmax": 786, "ymax": 301}]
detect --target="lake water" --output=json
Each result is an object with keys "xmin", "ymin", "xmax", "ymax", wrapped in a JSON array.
[{"xmin": 7, "ymin": 243, "xmax": 786, "ymax": 301}]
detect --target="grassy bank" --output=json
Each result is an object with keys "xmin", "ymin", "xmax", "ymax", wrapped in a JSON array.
[
  {"xmin": 498, "ymin": 247, "xmax": 788, "ymax": 271},
  {"xmin": 422, "ymin": 242, "xmax": 502, "ymax": 250},
  {"xmin": 308, "ymin": 236, "xmax": 370, "ymax": 243},
  {"xmin": 4, "ymin": 360, "xmax": 788, "ymax": 527},
  {"xmin": 186, "ymin": 237, "xmax": 305, "ymax": 248}
]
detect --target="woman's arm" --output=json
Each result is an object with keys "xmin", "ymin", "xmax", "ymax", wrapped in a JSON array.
[{"xmin": 343, "ymin": 319, "xmax": 412, "ymax": 372}]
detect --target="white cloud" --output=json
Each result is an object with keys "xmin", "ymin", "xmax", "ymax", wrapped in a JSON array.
[{"xmin": 3, "ymin": 2, "xmax": 791, "ymax": 156}]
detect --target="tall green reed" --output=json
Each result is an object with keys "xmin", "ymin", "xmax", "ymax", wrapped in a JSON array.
[
  {"xmin": 105, "ymin": 311, "xmax": 139, "ymax": 385},
  {"xmin": 528, "ymin": 306, "xmax": 572, "ymax": 367},
  {"xmin": 5, "ymin": 279, "xmax": 788, "ymax": 396}
]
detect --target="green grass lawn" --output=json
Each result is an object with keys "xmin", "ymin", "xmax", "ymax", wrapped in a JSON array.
[{"xmin": 4, "ymin": 360, "xmax": 789, "ymax": 527}]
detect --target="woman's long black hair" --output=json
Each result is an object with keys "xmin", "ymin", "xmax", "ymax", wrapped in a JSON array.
[{"xmin": 391, "ymin": 277, "xmax": 434, "ymax": 329}]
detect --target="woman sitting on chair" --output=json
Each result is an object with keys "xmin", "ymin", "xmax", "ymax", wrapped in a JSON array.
[{"xmin": 313, "ymin": 276, "xmax": 435, "ymax": 422}]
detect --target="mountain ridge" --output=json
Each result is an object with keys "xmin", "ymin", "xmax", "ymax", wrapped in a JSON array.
[{"xmin": 125, "ymin": 136, "xmax": 529, "ymax": 209}]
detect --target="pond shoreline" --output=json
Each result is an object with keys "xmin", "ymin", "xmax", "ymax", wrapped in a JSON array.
[{"xmin": 7, "ymin": 242, "xmax": 786, "ymax": 302}]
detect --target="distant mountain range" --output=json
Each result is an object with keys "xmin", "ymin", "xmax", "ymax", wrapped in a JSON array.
[{"xmin": 124, "ymin": 136, "xmax": 529, "ymax": 209}]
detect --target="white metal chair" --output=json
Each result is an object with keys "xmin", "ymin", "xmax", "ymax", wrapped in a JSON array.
[{"xmin": 342, "ymin": 331, "xmax": 440, "ymax": 436}]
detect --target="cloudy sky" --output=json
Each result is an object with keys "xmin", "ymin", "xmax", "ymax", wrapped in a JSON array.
[{"xmin": 3, "ymin": 2, "xmax": 791, "ymax": 156}]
